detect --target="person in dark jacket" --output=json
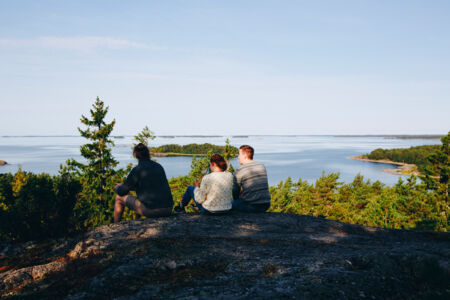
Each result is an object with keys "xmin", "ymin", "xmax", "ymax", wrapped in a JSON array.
[{"xmin": 114, "ymin": 143, "xmax": 173, "ymax": 223}]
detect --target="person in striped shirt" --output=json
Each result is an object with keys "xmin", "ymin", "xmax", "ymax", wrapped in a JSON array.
[{"xmin": 232, "ymin": 145, "xmax": 271, "ymax": 212}]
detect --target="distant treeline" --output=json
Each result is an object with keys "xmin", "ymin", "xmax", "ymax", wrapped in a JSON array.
[
  {"xmin": 152, "ymin": 143, "xmax": 238, "ymax": 156},
  {"xmin": 367, "ymin": 145, "xmax": 441, "ymax": 173},
  {"xmin": 336, "ymin": 135, "xmax": 442, "ymax": 139}
]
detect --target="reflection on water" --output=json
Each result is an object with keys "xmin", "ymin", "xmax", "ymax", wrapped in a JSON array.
[{"xmin": 0, "ymin": 136, "xmax": 440, "ymax": 185}]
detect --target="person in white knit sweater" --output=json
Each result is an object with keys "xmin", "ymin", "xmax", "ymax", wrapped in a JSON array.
[{"xmin": 176, "ymin": 154, "xmax": 233, "ymax": 214}]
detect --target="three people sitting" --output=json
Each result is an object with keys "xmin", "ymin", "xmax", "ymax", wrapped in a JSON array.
[{"xmin": 114, "ymin": 143, "xmax": 271, "ymax": 222}]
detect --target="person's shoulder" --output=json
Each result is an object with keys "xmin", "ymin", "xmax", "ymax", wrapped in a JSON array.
[
  {"xmin": 129, "ymin": 164, "xmax": 140, "ymax": 173},
  {"xmin": 203, "ymin": 172, "xmax": 213, "ymax": 179},
  {"xmin": 252, "ymin": 161, "xmax": 266, "ymax": 167},
  {"xmin": 240, "ymin": 161, "xmax": 263, "ymax": 169},
  {"xmin": 224, "ymin": 171, "xmax": 234, "ymax": 182},
  {"xmin": 201, "ymin": 173, "xmax": 213, "ymax": 184},
  {"xmin": 145, "ymin": 159, "xmax": 164, "ymax": 169}
]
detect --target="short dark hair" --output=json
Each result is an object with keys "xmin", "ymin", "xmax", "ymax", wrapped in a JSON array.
[
  {"xmin": 133, "ymin": 143, "xmax": 150, "ymax": 160},
  {"xmin": 210, "ymin": 154, "xmax": 228, "ymax": 171},
  {"xmin": 239, "ymin": 145, "xmax": 254, "ymax": 159}
]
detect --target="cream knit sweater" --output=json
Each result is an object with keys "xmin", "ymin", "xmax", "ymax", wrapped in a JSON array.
[{"xmin": 194, "ymin": 171, "xmax": 233, "ymax": 212}]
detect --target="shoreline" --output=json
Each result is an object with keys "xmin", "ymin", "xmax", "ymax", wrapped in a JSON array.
[{"xmin": 349, "ymin": 155, "xmax": 420, "ymax": 176}]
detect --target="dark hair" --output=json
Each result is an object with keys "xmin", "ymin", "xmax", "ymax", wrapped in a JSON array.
[
  {"xmin": 133, "ymin": 143, "xmax": 150, "ymax": 160},
  {"xmin": 210, "ymin": 154, "xmax": 227, "ymax": 171},
  {"xmin": 239, "ymin": 145, "xmax": 254, "ymax": 159}
]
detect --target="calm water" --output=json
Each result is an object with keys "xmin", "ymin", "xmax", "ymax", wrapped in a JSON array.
[{"xmin": 0, "ymin": 136, "xmax": 441, "ymax": 185}]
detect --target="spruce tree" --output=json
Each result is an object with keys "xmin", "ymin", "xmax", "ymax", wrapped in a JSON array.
[{"xmin": 63, "ymin": 97, "xmax": 128, "ymax": 230}]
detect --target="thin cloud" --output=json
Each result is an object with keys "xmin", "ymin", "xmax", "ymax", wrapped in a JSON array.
[{"xmin": 0, "ymin": 36, "xmax": 164, "ymax": 52}]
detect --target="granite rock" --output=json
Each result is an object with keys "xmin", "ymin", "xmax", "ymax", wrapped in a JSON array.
[{"xmin": 0, "ymin": 213, "xmax": 449, "ymax": 299}]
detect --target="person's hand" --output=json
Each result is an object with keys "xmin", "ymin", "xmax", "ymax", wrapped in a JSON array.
[{"xmin": 194, "ymin": 179, "xmax": 199, "ymax": 187}]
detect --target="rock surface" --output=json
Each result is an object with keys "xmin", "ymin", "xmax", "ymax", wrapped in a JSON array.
[
  {"xmin": 0, "ymin": 160, "xmax": 7, "ymax": 166},
  {"xmin": 0, "ymin": 213, "xmax": 449, "ymax": 299}
]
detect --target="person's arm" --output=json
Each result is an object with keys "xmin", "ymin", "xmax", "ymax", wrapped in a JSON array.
[
  {"xmin": 115, "ymin": 168, "xmax": 138, "ymax": 196},
  {"xmin": 232, "ymin": 171, "xmax": 241, "ymax": 200},
  {"xmin": 194, "ymin": 176, "xmax": 209, "ymax": 204}
]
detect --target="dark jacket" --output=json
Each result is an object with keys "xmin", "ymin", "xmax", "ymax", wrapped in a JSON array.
[{"xmin": 115, "ymin": 158, "xmax": 173, "ymax": 209}]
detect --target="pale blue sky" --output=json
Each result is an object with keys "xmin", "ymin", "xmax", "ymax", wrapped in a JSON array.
[{"xmin": 0, "ymin": 0, "xmax": 449, "ymax": 135}]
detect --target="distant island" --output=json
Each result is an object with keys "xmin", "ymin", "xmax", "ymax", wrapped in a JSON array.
[
  {"xmin": 351, "ymin": 144, "xmax": 441, "ymax": 176},
  {"xmin": 336, "ymin": 134, "xmax": 442, "ymax": 140},
  {"xmin": 151, "ymin": 143, "xmax": 238, "ymax": 157},
  {"xmin": 350, "ymin": 155, "xmax": 420, "ymax": 176}
]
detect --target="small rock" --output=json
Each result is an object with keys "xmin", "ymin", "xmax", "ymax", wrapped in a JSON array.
[{"xmin": 0, "ymin": 160, "xmax": 7, "ymax": 166}]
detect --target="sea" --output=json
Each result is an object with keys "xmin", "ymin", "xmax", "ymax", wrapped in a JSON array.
[{"xmin": 0, "ymin": 135, "xmax": 441, "ymax": 186}]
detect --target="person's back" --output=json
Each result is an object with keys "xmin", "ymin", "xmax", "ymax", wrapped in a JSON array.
[
  {"xmin": 194, "ymin": 171, "xmax": 233, "ymax": 212},
  {"xmin": 122, "ymin": 158, "xmax": 173, "ymax": 209},
  {"xmin": 114, "ymin": 143, "xmax": 173, "ymax": 223},
  {"xmin": 176, "ymin": 154, "xmax": 232, "ymax": 214},
  {"xmin": 233, "ymin": 161, "xmax": 271, "ymax": 204},
  {"xmin": 232, "ymin": 145, "xmax": 271, "ymax": 212}
]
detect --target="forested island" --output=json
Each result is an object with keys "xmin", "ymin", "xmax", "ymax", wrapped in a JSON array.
[
  {"xmin": 351, "ymin": 144, "xmax": 443, "ymax": 176},
  {"xmin": 151, "ymin": 143, "xmax": 238, "ymax": 157}
]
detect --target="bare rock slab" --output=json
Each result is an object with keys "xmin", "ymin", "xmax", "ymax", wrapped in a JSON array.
[{"xmin": 1, "ymin": 213, "xmax": 449, "ymax": 299}]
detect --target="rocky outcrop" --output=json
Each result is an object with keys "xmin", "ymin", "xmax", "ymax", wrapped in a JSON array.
[
  {"xmin": 0, "ymin": 160, "xmax": 7, "ymax": 165},
  {"xmin": 0, "ymin": 213, "xmax": 449, "ymax": 299}
]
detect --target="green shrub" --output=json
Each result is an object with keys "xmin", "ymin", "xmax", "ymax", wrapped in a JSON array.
[{"xmin": 0, "ymin": 170, "xmax": 81, "ymax": 241}]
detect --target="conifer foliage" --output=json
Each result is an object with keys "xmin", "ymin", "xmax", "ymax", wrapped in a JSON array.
[
  {"xmin": 63, "ymin": 97, "xmax": 129, "ymax": 230},
  {"xmin": 134, "ymin": 125, "xmax": 156, "ymax": 147},
  {"xmin": 421, "ymin": 131, "xmax": 449, "ymax": 230}
]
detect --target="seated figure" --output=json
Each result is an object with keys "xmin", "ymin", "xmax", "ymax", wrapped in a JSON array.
[
  {"xmin": 177, "ymin": 154, "xmax": 233, "ymax": 214},
  {"xmin": 232, "ymin": 145, "xmax": 271, "ymax": 212},
  {"xmin": 114, "ymin": 143, "xmax": 173, "ymax": 223}
]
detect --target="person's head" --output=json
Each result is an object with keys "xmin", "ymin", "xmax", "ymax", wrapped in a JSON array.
[
  {"xmin": 133, "ymin": 143, "xmax": 150, "ymax": 160},
  {"xmin": 238, "ymin": 145, "xmax": 254, "ymax": 165},
  {"xmin": 210, "ymin": 154, "xmax": 227, "ymax": 172}
]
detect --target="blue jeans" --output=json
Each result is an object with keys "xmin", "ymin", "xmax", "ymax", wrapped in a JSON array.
[
  {"xmin": 181, "ymin": 186, "xmax": 210, "ymax": 214},
  {"xmin": 232, "ymin": 199, "xmax": 270, "ymax": 213}
]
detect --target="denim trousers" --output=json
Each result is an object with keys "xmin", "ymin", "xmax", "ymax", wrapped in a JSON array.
[
  {"xmin": 181, "ymin": 185, "xmax": 209, "ymax": 214},
  {"xmin": 231, "ymin": 199, "xmax": 270, "ymax": 212}
]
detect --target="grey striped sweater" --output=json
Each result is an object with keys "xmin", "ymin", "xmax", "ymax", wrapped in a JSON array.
[{"xmin": 232, "ymin": 161, "xmax": 271, "ymax": 204}]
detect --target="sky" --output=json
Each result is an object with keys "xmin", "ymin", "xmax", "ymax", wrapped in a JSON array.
[{"xmin": 0, "ymin": 0, "xmax": 449, "ymax": 136}]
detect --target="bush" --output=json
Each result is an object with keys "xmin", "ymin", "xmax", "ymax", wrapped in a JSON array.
[
  {"xmin": 0, "ymin": 170, "xmax": 81, "ymax": 241},
  {"xmin": 268, "ymin": 173, "xmax": 448, "ymax": 232}
]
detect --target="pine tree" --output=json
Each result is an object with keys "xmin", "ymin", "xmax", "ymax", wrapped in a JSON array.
[
  {"xmin": 421, "ymin": 131, "xmax": 449, "ymax": 231},
  {"xmin": 62, "ymin": 97, "xmax": 129, "ymax": 230},
  {"xmin": 134, "ymin": 125, "xmax": 156, "ymax": 147}
]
